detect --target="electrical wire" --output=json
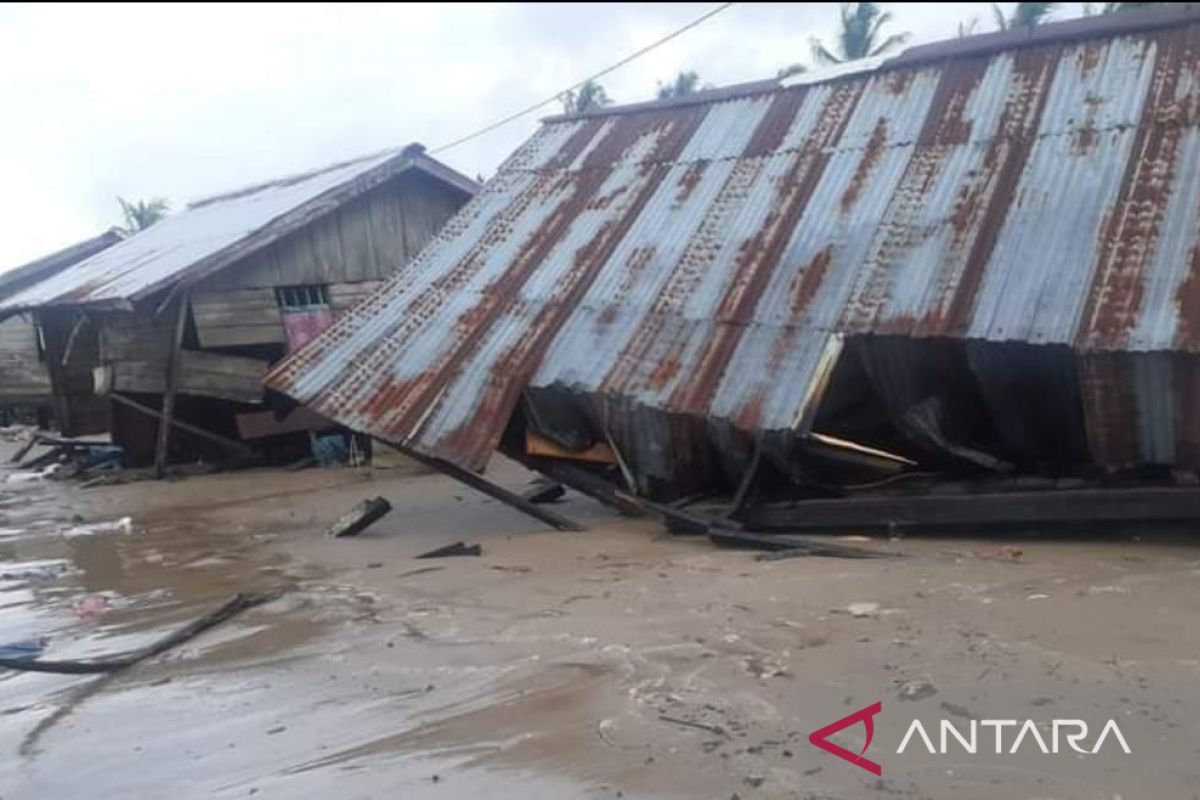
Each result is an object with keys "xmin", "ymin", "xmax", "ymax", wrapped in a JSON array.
[{"xmin": 430, "ymin": 2, "xmax": 736, "ymax": 155}]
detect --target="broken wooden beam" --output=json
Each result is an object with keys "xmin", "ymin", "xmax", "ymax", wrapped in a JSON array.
[
  {"xmin": 326, "ymin": 496, "xmax": 392, "ymax": 538},
  {"xmin": 523, "ymin": 457, "xmax": 648, "ymax": 517},
  {"xmin": 108, "ymin": 392, "xmax": 254, "ymax": 458},
  {"xmin": 0, "ymin": 592, "xmax": 277, "ymax": 674},
  {"xmin": 708, "ymin": 528, "xmax": 895, "ymax": 559},
  {"xmin": 742, "ymin": 486, "xmax": 1200, "ymax": 534},
  {"xmin": 385, "ymin": 441, "xmax": 584, "ymax": 532},
  {"xmin": 523, "ymin": 480, "xmax": 565, "ymax": 504},
  {"xmin": 9, "ymin": 436, "xmax": 37, "ymax": 464},
  {"xmin": 416, "ymin": 541, "xmax": 482, "ymax": 559}
]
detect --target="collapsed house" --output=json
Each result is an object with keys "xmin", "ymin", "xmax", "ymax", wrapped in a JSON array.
[
  {"xmin": 0, "ymin": 145, "xmax": 477, "ymax": 467},
  {"xmin": 0, "ymin": 230, "xmax": 125, "ymax": 427},
  {"xmin": 267, "ymin": 7, "xmax": 1200, "ymax": 532}
]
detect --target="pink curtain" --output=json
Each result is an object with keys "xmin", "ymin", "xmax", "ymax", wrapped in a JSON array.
[{"xmin": 282, "ymin": 308, "xmax": 337, "ymax": 352}]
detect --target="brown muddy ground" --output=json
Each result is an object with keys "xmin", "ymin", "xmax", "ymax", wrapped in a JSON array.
[{"xmin": 2, "ymin": 439, "xmax": 1199, "ymax": 799}]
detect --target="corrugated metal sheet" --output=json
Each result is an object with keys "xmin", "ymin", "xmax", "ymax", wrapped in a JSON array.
[
  {"xmin": 0, "ymin": 229, "xmax": 124, "ymax": 304},
  {"xmin": 268, "ymin": 9, "xmax": 1200, "ymax": 475},
  {"xmin": 0, "ymin": 149, "xmax": 478, "ymax": 312}
]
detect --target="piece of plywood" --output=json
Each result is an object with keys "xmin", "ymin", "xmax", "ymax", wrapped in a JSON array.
[{"xmin": 525, "ymin": 429, "xmax": 615, "ymax": 464}]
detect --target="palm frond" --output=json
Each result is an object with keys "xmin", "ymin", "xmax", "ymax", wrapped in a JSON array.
[
  {"xmin": 992, "ymin": 3, "xmax": 1009, "ymax": 30},
  {"xmin": 811, "ymin": 38, "xmax": 843, "ymax": 65},
  {"xmin": 869, "ymin": 32, "xmax": 910, "ymax": 57}
]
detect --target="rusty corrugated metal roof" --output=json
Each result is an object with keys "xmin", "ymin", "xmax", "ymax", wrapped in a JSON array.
[
  {"xmin": 268, "ymin": 7, "xmax": 1200, "ymax": 473},
  {"xmin": 0, "ymin": 148, "xmax": 479, "ymax": 313}
]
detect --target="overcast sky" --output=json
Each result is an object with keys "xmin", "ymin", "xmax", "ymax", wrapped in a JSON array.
[{"xmin": 0, "ymin": 2, "xmax": 1092, "ymax": 271}]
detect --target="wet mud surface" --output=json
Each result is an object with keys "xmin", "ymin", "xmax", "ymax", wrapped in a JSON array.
[{"xmin": 2, "ymin": 441, "xmax": 1199, "ymax": 798}]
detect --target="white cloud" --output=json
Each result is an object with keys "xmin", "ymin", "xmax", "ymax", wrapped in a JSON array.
[{"xmin": 0, "ymin": 2, "xmax": 1089, "ymax": 270}]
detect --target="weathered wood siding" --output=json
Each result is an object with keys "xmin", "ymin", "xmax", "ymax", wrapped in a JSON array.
[
  {"xmin": 101, "ymin": 351, "xmax": 267, "ymax": 404},
  {"xmin": 36, "ymin": 308, "xmax": 108, "ymax": 435},
  {"xmin": 96, "ymin": 311, "xmax": 267, "ymax": 403},
  {"xmin": 201, "ymin": 171, "xmax": 466, "ymax": 291},
  {"xmin": 0, "ymin": 314, "xmax": 50, "ymax": 401},
  {"xmin": 98, "ymin": 311, "xmax": 173, "ymax": 365},
  {"xmin": 191, "ymin": 287, "xmax": 285, "ymax": 348}
]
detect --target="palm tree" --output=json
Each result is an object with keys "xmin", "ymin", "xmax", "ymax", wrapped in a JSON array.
[
  {"xmin": 656, "ymin": 71, "xmax": 709, "ymax": 100},
  {"xmin": 991, "ymin": 2, "xmax": 1056, "ymax": 30},
  {"xmin": 117, "ymin": 197, "xmax": 169, "ymax": 234},
  {"xmin": 810, "ymin": 3, "xmax": 911, "ymax": 66},
  {"xmin": 958, "ymin": 18, "xmax": 979, "ymax": 37},
  {"xmin": 559, "ymin": 80, "xmax": 612, "ymax": 114}
]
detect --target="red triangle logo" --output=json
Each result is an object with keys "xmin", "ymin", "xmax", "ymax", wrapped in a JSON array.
[{"xmin": 808, "ymin": 701, "xmax": 883, "ymax": 775}]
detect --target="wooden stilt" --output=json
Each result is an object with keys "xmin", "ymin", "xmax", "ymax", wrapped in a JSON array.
[
  {"xmin": 154, "ymin": 293, "xmax": 189, "ymax": 478},
  {"xmin": 387, "ymin": 441, "xmax": 585, "ymax": 532},
  {"xmin": 728, "ymin": 437, "xmax": 763, "ymax": 518}
]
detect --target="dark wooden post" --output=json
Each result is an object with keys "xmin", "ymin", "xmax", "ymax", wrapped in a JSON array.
[
  {"xmin": 154, "ymin": 292, "xmax": 189, "ymax": 478},
  {"xmin": 36, "ymin": 310, "xmax": 74, "ymax": 435}
]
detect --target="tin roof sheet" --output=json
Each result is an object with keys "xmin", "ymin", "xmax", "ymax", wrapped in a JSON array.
[
  {"xmin": 0, "ymin": 148, "xmax": 478, "ymax": 313},
  {"xmin": 268, "ymin": 7, "xmax": 1200, "ymax": 472}
]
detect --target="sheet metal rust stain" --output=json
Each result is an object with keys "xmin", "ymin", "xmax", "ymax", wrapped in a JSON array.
[
  {"xmin": 944, "ymin": 47, "xmax": 1062, "ymax": 336},
  {"xmin": 1080, "ymin": 27, "xmax": 1196, "ymax": 349},
  {"xmin": 426, "ymin": 109, "xmax": 710, "ymax": 467},
  {"xmin": 671, "ymin": 83, "xmax": 865, "ymax": 417},
  {"xmin": 268, "ymin": 15, "xmax": 1200, "ymax": 475},
  {"xmin": 841, "ymin": 56, "xmax": 990, "ymax": 335}
]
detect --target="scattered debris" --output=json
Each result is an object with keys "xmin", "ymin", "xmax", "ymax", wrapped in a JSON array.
[
  {"xmin": 0, "ymin": 592, "xmax": 278, "ymax": 674},
  {"xmin": 523, "ymin": 480, "xmax": 566, "ymax": 505},
  {"xmin": 658, "ymin": 714, "xmax": 729, "ymax": 738},
  {"xmin": 897, "ymin": 680, "xmax": 938, "ymax": 701},
  {"xmin": 755, "ymin": 548, "xmax": 812, "ymax": 562},
  {"xmin": 396, "ymin": 566, "xmax": 447, "ymax": 579},
  {"xmin": 940, "ymin": 701, "xmax": 974, "ymax": 718},
  {"xmin": 326, "ymin": 497, "xmax": 392, "ymax": 538},
  {"xmin": 846, "ymin": 602, "xmax": 880, "ymax": 619},
  {"xmin": 416, "ymin": 542, "xmax": 482, "ymax": 559},
  {"xmin": 0, "ymin": 638, "xmax": 47, "ymax": 661},
  {"xmin": 0, "ymin": 561, "xmax": 69, "ymax": 582},
  {"xmin": 63, "ymin": 516, "xmax": 133, "ymax": 538},
  {"xmin": 9, "ymin": 434, "xmax": 38, "ymax": 464},
  {"xmin": 71, "ymin": 595, "xmax": 112, "ymax": 619}
]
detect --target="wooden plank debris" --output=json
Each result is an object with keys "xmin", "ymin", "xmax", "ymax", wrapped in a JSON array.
[
  {"xmin": 415, "ymin": 541, "xmax": 482, "ymax": 559},
  {"xmin": 387, "ymin": 440, "xmax": 584, "ymax": 532},
  {"xmin": 523, "ymin": 480, "xmax": 565, "ymax": 504},
  {"xmin": 326, "ymin": 497, "xmax": 392, "ymax": 538},
  {"xmin": 743, "ymin": 486, "xmax": 1200, "ymax": 533},
  {"xmin": 9, "ymin": 435, "xmax": 37, "ymax": 464},
  {"xmin": 0, "ymin": 592, "xmax": 277, "ymax": 674},
  {"xmin": 708, "ymin": 528, "xmax": 896, "ymax": 559},
  {"xmin": 524, "ymin": 457, "xmax": 648, "ymax": 517}
]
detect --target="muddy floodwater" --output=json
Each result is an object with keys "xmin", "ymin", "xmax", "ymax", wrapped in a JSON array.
[{"xmin": 2, "ymin": 441, "xmax": 1200, "ymax": 799}]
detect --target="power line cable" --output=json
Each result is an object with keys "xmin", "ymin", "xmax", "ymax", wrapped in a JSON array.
[{"xmin": 430, "ymin": 2, "xmax": 736, "ymax": 155}]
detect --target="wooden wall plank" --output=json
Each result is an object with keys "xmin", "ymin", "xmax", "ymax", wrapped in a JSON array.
[
  {"xmin": 192, "ymin": 287, "xmax": 286, "ymax": 348},
  {"xmin": 108, "ymin": 351, "xmax": 268, "ymax": 404}
]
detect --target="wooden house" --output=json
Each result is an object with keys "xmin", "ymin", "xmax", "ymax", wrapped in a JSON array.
[
  {"xmin": 0, "ymin": 144, "xmax": 476, "ymax": 465},
  {"xmin": 0, "ymin": 229, "xmax": 124, "ymax": 426}
]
